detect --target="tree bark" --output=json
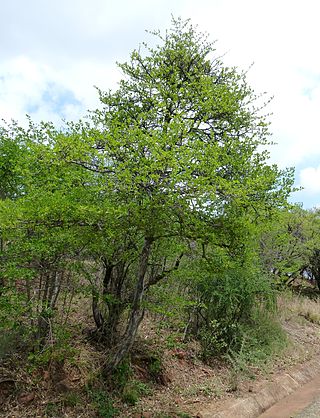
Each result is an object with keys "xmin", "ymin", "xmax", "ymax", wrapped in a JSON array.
[{"xmin": 103, "ymin": 237, "xmax": 153, "ymax": 375}]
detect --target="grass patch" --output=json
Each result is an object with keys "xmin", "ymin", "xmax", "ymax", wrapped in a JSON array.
[
  {"xmin": 227, "ymin": 311, "xmax": 287, "ymax": 380},
  {"xmin": 278, "ymin": 291, "xmax": 320, "ymax": 324}
]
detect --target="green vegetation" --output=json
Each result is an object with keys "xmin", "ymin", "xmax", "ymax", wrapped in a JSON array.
[
  {"xmin": 1, "ymin": 16, "xmax": 320, "ymax": 417},
  {"xmin": 87, "ymin": 388, "xmax": 119, "ymax": 418}
]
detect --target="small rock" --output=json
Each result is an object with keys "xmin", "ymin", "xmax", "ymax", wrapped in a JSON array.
[{"xmin": 19, "ymin": 392, "xmax": 35, "ymax": 404}]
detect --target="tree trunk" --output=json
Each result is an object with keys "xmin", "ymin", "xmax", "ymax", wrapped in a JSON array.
[
  {"xmin": 91, "ymin": 262, "xmax": 125, "ymax": 345},
  {"xmin": 103, "ymin": 237, "xmax": 153, "ymax": 375}
]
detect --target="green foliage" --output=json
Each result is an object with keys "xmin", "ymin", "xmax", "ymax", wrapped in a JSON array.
[
  {"xmin": 27, "ymin": 326, "xmax": 76, "ymax": 370},
  {"xmin": 227, "ymin": 310, "xmax": 287, "ymax": 376},
  {"xmin": 44, "ymin": 402, "xmax": 62, "ymax": 417},
  {"xmin": 0, "ymin": 287, "xmax": 31, "ymax": 358},
  {"xmin": 121, "ymin": 379, "xmax": 152, "ymax": 405},
  {"xmin": 121, "ymin": 385, "xmax": 139, "ymax": 406},
  {"xmin": 110, "ymin": 358, "xmax": 133, "ymax": 390},
  {"xmin": 0, "ymin": 124, "xmax": 26, "ymax": 199},
  {"xmin": 199, "ymin": 320, "xmax": 234, "ymax": 357},
  {"xmin": 131, "ymin": 380, "xmax": 153, "ymax": 396},
  {"xmin": 165, "ymin": 333, "xmax": 185, "ymax": 350},
  {"xmin": 177, "ymin": 237, "xmax": 277, "ymax": 358},
  {"xmin": 62, "ymin": 391, "xmax": 82, "ymax": 407},
  {"xmin": 154, "ymin": 413, "xmax": 192, "ymax": 418},
  {"xmin": 87, "ymin": 388, "xmax": 118, "ymax": 418},
  {"xmin": 260, "ymin": 205, "xmax": 311, "ymax": 279},
  {"xmin": 0, "ymin": 326, "xmax": 28, "ymax": 359},
  {"xmin": 0, "ymin": 288, "xmax": 28, "ymax": 330},
  {"xmin": 259, "ymin": 205, "xmax": 320, "ymax": 289},
  {"xmin": 197, "ymin": 276, "xmax": 277, "ymax": 359},
  {"xmin": 0, "ymin": 17, "xmax": 295, "ymax": 375},
  {"xmin": 148, "ymin": 355, "xmax": 163, "ymax": 379}
]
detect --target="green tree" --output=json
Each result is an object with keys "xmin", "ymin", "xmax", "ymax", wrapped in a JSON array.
[
  {"xmin": 0, "ymin": 121, "xmax": 93, "ymax": 348},
  {"xmin": 55, "ymin": 18, "xmax": 293, "ymax": 371},
  {"xmin": 259, "ymin": 205, "xmax": 319, "ymax": 286},
  {"xmin": 0, "ymin": 18, "xmax": 294, "ymax": 371}
]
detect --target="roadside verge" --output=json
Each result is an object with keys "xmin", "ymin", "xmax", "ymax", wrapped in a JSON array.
[{"xmin": 197, "ymin": 353, "xmax": 320, "ymax": 418}]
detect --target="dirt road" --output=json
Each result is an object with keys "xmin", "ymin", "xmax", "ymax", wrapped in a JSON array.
[{"xmin": 259, "ymin": 374, "xmax": 320, "ymax": 418}]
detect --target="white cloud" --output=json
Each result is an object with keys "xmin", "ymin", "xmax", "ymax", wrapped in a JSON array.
[
  {"xmin": 0, "ymin": 56, "xmax": 53, "ymax": 122},
  {"xmin": 299, "ymin": 166, "xmax": 320, "ymax": 194},
  {"xmin": 0, "ymin": 56, "xmax": 121, "ymax": 125}
]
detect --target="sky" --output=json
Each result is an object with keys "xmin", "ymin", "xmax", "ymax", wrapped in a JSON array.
[{"xmin": 1, "ymin": 0, "xmax": 320, "ymax": 208}]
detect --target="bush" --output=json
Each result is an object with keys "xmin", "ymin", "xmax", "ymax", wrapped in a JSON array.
[
  {"xmin": 0, "ymin": 326, "xmax": 29, "ymax": 359},
  {"xmin": 227, "ymin": 310, "xmax": 287, "ymax": 375},
  {"xmin": 189, "ymin": 257, "xmax": 277, "ymax": 359}
]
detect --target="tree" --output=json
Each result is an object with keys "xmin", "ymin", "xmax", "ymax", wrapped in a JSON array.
[
  {"xmin": 0, "ymin": 18, "xmax": 294, "ymax": 372},
  {"xmin": 54, "ymin": 18, "xmax": 293, "ymax": 372},
  {"xmin": 0, "ymin": 124, "xmax": 27, "ymax": 294},
  {"xmin": 0, "ymin": 120, "xmax": 93, "ymax": 348},
  {"xmin": 259, "ymin": 205, "xmax": 320, "ymax": 287}
]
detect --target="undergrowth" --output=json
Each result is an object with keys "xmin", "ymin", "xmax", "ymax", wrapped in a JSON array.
[{"xmin": 227, "ymin": 311, "xmax": 287, "ymax": 379}]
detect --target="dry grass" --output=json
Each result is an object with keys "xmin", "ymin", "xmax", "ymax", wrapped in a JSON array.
[
  {"xmin": 276, "ymin": 289, "xmax": 320, "ymax": 366},
  {"xmin": 279, "ymin": 290, "xmax": 320, "ymax": 324}
]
